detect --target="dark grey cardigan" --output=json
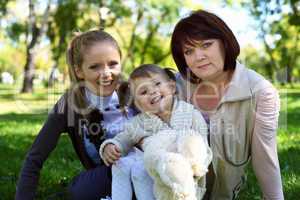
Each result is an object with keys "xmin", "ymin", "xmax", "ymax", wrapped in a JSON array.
[{"xmin": 15, "ymin": 91, "xmax": 103, "ymax": 200}]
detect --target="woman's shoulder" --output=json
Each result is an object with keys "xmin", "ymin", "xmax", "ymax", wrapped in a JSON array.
[
  {"xmin": 49, "ymin": 90, "xmax": 79, "ymax": 120},
  {"xmin": 239, "ymin": 63, "xmax": 277, "ymax": 94},
  {"xmin": 49, "ymin": 92, "xmax": 68, "ymax": 115}
]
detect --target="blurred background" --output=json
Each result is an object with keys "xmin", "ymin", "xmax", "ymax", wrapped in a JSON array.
[{"xmin": 0, "ymin": 0, "xmax": 299, "ymax": 199}]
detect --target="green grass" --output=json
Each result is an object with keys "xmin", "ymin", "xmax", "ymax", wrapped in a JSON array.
[{"xmin": 0, "ymin": 84, "xmax": 299, "ymax": 199}]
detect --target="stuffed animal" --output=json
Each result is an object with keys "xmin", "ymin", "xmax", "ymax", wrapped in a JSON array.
[{"xmin": 143, "ymin": 129, "xmax": 212, "ymax": 200}]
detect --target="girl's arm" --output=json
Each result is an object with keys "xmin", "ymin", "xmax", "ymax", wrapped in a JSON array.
[
  {"xmin": 251, "ymin": 86, "xmax": 284, "ymax": 200},
  {"xmin": 99, "ymin": 122, "xmax": 137, "ymax": 158},
  {"xmin": 15, "ymin": 95, "xmax": 68, "ymax": 200}
]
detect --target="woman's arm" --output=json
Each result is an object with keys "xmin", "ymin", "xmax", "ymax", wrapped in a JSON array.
[
  {"xmin": 251, "ymin": 86, "xmax": 284, "ymax": 200},
  {"xmin": 15, "ymin": 95, "xmax": 68, "ymax": 200}
]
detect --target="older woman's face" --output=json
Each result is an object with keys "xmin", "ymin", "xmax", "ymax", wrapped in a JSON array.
[{"xmin": 183, "ymin": 39, "xmax": 225, "ymax": 81}]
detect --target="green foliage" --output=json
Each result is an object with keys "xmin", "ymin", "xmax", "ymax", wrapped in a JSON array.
[
  {"xmin": 241, "ymin": 0, "xmax": 300, "ymax": 82},
  {"xmin": 0, "ymin": 44, "xmax": 25, "ymax": 78},
  {"xmin": 239, "ymin": 45, "xmax": 270, "ymax": 76},
  {"xmin": 0, "ymin": 0, "xmax": 10, "ymax": 16},
  {"xmin": 6, "ymin": 22, "xmax": 26, "ymax": 42}
]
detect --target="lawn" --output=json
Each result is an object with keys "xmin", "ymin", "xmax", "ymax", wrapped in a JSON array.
[{"xmin": 0, "ymin": 84, "xmax": 299, "ymax": 199}]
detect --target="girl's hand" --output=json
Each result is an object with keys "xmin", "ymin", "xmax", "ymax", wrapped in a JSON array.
[
  {"xmin": 102, "ymin": 144, "xmax": 121, "ymax": 166},
  {"xmin": 135, "ymin": 137, "xmax": 145, "ymax": 151}
]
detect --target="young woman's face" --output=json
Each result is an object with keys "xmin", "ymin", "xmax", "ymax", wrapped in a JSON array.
[
  {"xmin": 183, "ymin": 39, "xmax": 226, "ymax": 82},
  {"xmin": 76, "ymin": 41, "xmax": 121, "ymax": 96},
  {"xmin": 131, "ymin": 73, "xmax": 176, "ymax": 115}
]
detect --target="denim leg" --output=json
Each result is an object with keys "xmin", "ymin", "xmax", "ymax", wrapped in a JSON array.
[{"xmin": 67, "ymin": 165, "xmax": 111, "ymax": 200}]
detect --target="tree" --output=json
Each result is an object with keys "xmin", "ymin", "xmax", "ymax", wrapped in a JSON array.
[
  {"xmin": 113, "ymin": 0, "xmax": 183, "ymax": 72},
  {"xmin": 47, "ymin": 0, "xmax": 81, "ymax": 86},
  {"xmin": 21, "ymin": 0, "xmax": 52, "ymax": 93},
  {"xmin": 241, "ymin": 0, "xmax": 300, "ymax": 83},
  {"xmin": 47, "ymin": 0, "xmax": 131, "ymax": 86},
  {"xmin": 0, "ymin": 0, "xmax": 10, "ymax": 24}
]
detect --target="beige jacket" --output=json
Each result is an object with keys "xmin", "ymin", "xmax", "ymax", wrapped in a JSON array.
[{"xmin": 176, "ymin": 63, "xmax": 284, "ymax": 200}]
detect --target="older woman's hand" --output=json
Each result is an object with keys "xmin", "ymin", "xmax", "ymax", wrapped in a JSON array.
[{"xmin": 102, "ymin": 144, "xmax": 121, "ymax": 166}]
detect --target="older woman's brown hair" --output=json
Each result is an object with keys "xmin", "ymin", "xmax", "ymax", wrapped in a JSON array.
[{"xmin": 171, "ymin": 10, "xmax": 240, "ymax": 83}]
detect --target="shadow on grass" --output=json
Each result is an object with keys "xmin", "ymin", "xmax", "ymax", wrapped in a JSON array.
[
  {"xmin": 0, "ymin": 93, "xmax": 50, "ymax": 101},
  {"xmin": 0, "ymin": 112, "xmax": 46, "ymax": 123}
]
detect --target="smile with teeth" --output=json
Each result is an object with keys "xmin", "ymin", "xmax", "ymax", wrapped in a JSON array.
[
  {"xmin": 150, "ymin": 95, "xmax": 163, "ymax": 104},
  {"xmin": 97, "ymin": 80, "xmax": 113, "ymax": 86}
]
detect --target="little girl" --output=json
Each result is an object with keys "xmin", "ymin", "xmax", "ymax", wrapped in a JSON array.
[{"xmin": 100, "ymin": 64, "xmax": 212, "ymax": 200}]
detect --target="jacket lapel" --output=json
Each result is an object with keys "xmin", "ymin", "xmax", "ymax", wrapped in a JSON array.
[{"xmin": 220, "ymin": 63, "xmax": 252, "ymax": 104}]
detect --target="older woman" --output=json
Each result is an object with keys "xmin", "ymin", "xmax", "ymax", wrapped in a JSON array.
[{"xmin": 171, "ymin": 10, "xmax": 284, "ymax": 200}]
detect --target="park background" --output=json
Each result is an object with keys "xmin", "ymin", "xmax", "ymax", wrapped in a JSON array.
[{"xmin": 0, "ymin": 0, "xmax": 299, "ymax": 199}]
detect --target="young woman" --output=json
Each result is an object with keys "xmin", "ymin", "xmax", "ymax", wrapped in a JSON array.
[
  {"xmin": 15, "ymin": 30, "xmax": 142, "ymax": 200},
  {"xmin": 171, "ymin": 10, "xmax": 284, "ymax": 200}
]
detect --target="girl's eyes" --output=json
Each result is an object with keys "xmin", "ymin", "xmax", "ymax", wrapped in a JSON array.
[
  {"xmin": 140, "ymin": 90, "xmax": 147, "ymax": 95},
  {"xmin": 155, "ymin": 81, "xmax": 161, "ymax": 86},
  {"xmin": 108, "ymin": 61, "xmax": 119, "ymax": 68},
  {"xmin": 89, "ymin": 64, "xmax": 100, "ymax": 70}
]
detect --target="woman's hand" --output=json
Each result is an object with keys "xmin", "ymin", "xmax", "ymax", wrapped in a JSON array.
[{"xmin": 102, "ymin": 144, "xmax": 121, "ymax": 166}]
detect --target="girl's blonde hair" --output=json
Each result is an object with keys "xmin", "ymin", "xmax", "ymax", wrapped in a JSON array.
[{"xmin": 66, "ymin": 29, "xmax": 121, "ymax": 111}]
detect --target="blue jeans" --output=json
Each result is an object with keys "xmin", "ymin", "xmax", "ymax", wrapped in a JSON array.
[{"xmin": 68, "ymin": 165, "xmax": 112, "ymax": 200}]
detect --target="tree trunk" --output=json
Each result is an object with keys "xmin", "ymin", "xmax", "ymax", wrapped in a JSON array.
[
  {"xmin": 21, "ymin": 48, "xmax": 35, "ymax": 93},
  {"xmin": 21, "ymin": 0, "xmax": 36, "ymax": 93},
  {"xmin": 286, "ymin": 64, "xmax": 292, "ymax": 83},
  {"xmin": 21, "ymin": 0, "xmax": 51, "ymax": 93},
  {"xmin": 48, "ymin": 63, "xmax": 58, "ymax": 87},
  {"xmin": 98, "ymin": 0, "xmax": 106, "ymax": 29}
]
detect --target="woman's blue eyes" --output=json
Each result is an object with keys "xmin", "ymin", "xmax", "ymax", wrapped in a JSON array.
[
  {"xmin": 184, "ymin": 49, "xmax": 193, "ymax": 55},
  {"xmin": 202, "ymin": 42, "xmax": 212, "ymax": 48},
  {"xmin": 184, "ymin": 41, "xmax": 213, "ymax": 55}
]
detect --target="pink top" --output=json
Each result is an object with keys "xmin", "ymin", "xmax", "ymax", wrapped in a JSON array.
[{"xmin": 251, "ymin": 86, "xmax": 283, "ymax": 199}]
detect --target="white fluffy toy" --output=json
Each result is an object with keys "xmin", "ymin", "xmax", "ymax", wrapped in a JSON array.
[{"xmin": 143, "ymin": 129, "xmax": 212, "ymax": 200}]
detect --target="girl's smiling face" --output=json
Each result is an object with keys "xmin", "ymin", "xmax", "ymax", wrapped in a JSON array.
[
  {"xmin": 75, "ymin": 41, "xmax": 121, "ymax": 96},
  {"xmin": 131, "ymin": 73, "xmax": 176, "ymax": 116}
]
